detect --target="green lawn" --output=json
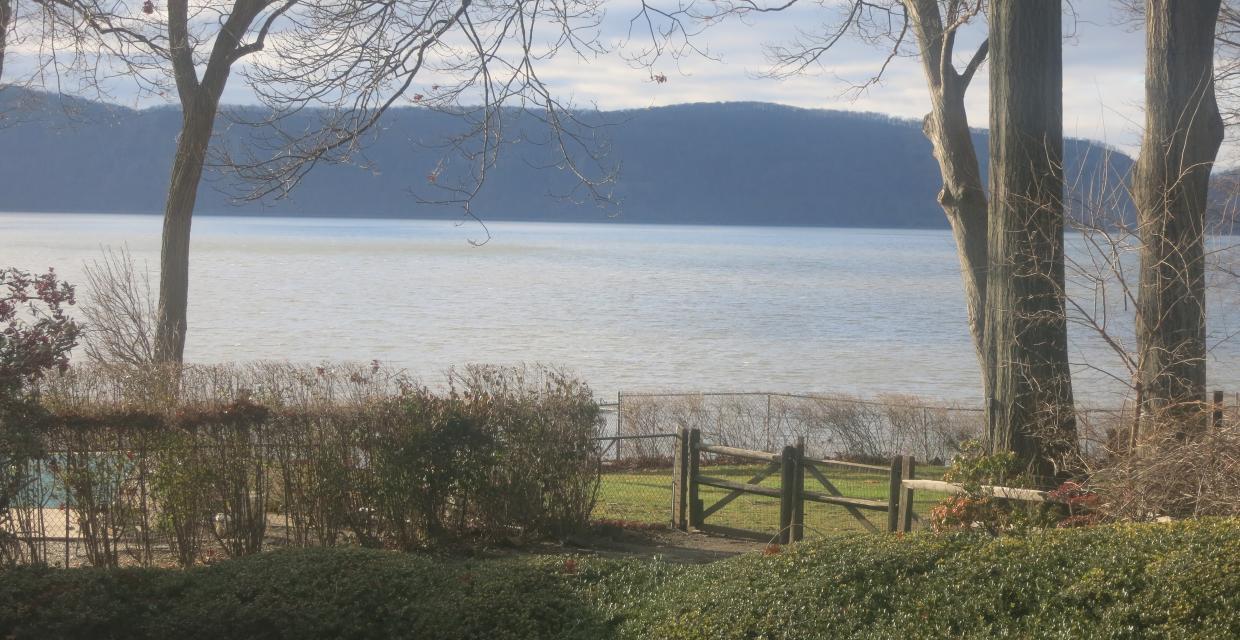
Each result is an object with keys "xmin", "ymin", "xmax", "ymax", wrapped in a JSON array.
[{"xmin": 597, "ymin": 463, "xmax": 950, "ymax": 537}]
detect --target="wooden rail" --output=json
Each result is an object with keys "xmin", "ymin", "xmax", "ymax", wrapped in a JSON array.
[
  {"xmin": 801, "ymin": 490, "xmax": 888, "ymax": 511},
  {"xmin": 697, "ymin": 475, "xmax": 784, "ymax": 499},
  {"xmin": 699, "ymin": 444, "xmax": 782, "ymax": 463},
  {"xmin": 802, "ymin": 456, "xmax": 888, "ymax": 473},
  {"xmin": 901, "ymin": 479, "xmax": 1057, "ymax": 504},
  {"xmin": 674, "ymin": 429, "xmax": 900, "ymax": 541},
  {"xmin": 669, "ymin": 428, "xmax": 1089, "ymax": 541}
]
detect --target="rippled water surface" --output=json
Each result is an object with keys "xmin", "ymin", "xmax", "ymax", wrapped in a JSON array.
[{"xmin": 4, "ymin": 212, "xmax": 1238, "ymax": 405}]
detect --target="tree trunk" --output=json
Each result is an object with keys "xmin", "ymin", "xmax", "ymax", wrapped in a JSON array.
[
  {"xmin": 0, "ymin": 0, "xmax": 11, "ymax": 82},
  {"xmin": 925, "ymin": 90, "xmax": 989, "ymax": 388},
  {"xmin": 905, "ymin": 0, "xmax": 989, "ymax": 397},
  {"xmin": 984, "ymin": 0, "xmax": 1076, "ymax": 482},
  {"xmin": 1133, "ymin": 0, "xmax": 1224, "ymax": 426},
  {"xmin": 153, "ymin": 100, "xmax": 219, "ymax": 363}
]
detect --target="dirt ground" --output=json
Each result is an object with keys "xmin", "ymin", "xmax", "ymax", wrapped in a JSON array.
[
  {"xmin": 8, "ymin": 509, "xmax": 765, "ymax": 567},
  {"xmin": 530, "ymin": 524, "xmax": 770, "ymax": 563}
]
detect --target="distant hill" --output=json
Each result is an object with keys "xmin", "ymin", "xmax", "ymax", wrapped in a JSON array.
[{"xmin": 0, "ymin": 89, "xmax": 1134, "ymax": 227}]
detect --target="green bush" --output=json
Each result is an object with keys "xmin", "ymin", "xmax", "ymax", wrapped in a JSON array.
[
  {"xmin": 1, "ymin": 519, "xmax": 1236, "ymax": 639},
  {"xmin": 596, "ymin": 518, "xmax": 1240, "ymax": 640},
  {"xmin": 0, "ymin": 548, "xmax": 614, "ymax": 640}
]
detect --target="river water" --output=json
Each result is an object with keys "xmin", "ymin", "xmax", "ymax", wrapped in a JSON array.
[{"xmin": 4, "ymin": 212, "xmax": 1238, "ymax": 406}]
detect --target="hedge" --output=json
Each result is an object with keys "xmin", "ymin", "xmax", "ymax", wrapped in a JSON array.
[
  {"xmin": 4, "ymin": 363, "xmax": 603, "ymax": 566},
  {"xmin": 1, "ymin": 519, "xmax": 1237, "ymax": 639}
]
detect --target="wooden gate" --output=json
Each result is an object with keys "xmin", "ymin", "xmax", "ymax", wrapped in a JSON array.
[{"xmin": 672, "ymin": 428, "xmax": 914, "ymax": 542}]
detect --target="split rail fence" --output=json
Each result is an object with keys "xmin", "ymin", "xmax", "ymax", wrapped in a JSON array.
[{"xmin": 668, "ymin": 428, "xmax": 1075, "ymax": 543}]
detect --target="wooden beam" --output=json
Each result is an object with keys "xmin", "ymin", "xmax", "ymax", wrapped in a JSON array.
[
  {"xmin": 802, "ymin": 456, "xmax": 889, "ymax": 473},
  {"xmin": 672, "ymin": 428, "xmax": 688, "ymax": 530},
  {"xmin": 897, "ymin": 456, "xmax": 916, "ymax": 533},
  {"xmin": 699, "ymin": 462, "xmax": 780, "ymax": 520},
  {"xmin": 801, "ymin": 490, "xmax": 889, "ymax": 512},
  {"xmin": 698, "ymin": 475, "xmax": 784, "ymax": 500},
  {"xmin": 699, "ymin": 444, "xmax": 781, "ymax": 463},
  {"xmin": 887, "ymin": 456, "xmax": 903, "ymax": 533},
  {"xmin": 792, "ymin": 437, "xmax": 805, "ymax": 542},
  {"xmin": 688, "ymin": 429, "xmax": 702, "ymax": 528},
  {"xmin": 901, "ymin": 478, "xmax": 1055, "ymax": 503},
  {"xmin": 778, "ymin": 445, "xmax": 796, "ymax": 544},
  {"xmin": 805, "ymin": 464, "xmax": 880, "ymax": 533}
]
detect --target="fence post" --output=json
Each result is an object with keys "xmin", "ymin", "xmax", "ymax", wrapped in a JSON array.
[
  {"xmin": 1212, "ymin": 390, "xmax": 1225, "ymax": 430},
  {"xmin": 778, "ymin": 445, "xmax": 796, "ymax": 544},
  {"xmin": 887, "ymin": 455, "xmax": 904, "ymax": 533},
  {"xmin": 792, "ymin": 437, "xmax": 805, "ymax": 542},
  {"xmin": 616, "ymin": 391, "xmax": 624, "ymax": 460},
  {"xmin": 688, "ymin": 428, "xmax": 703, "ymax": 529},
  {"xmin": 897, "ymin": 456, "xmax": 916, "ymax": 533},
  {"xmin": 672, "ymin": 428, "xmax": 689, "ymax": 531}
]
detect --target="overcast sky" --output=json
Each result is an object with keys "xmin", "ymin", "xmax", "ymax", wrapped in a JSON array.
[
  {"xmin": 20, "ymin": 1, "xmax": 1173, "ymax": 160},
  {"xmin": 499, "ymin": 0, "xmax": 1151, "ymax": 155}
]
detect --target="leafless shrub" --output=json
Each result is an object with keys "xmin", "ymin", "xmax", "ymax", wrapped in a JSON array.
[
  {"xmin": 1092, "ymin": 409, "xmax": 1240, "ymax": 520},
  {"xmin": 617, "ymin": 391, "xmax": 984, "ymax": 464},
  {"xmin": 80, "ymin": 246, "xmax": 156, "ymax": 367}
]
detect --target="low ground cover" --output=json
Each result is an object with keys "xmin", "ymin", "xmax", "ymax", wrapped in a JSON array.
[{"xmin": 2, "ymin": 518, "xmax": 1234, "ymax": 639}]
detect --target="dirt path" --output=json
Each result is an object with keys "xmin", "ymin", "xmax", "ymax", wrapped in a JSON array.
[{"xmin": 533, "ymin": 525, "xmax": 768, "ymax": 563}]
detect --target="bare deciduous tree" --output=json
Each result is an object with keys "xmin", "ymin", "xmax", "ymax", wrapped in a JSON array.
[
  {"xmin": 9, "ymin": 0, "xmax": 611, "ymax": 364},
  {"xmin": 1211, "ymin": 0, "xmax": 1240, "ymax": 129},
  {"xmin": 983, "ymin": 0, "xmax": 1075, "ymax": 481},
  {"xmin": 904, "ymin": 1, "xmax": 989, "ymax": 397},
  {"xmin": 628, "ymin": 0, "xmax": 992, "ymax": 395},
  {"xmin": 0, "ymin": 0, "xmax": 11, "ymax": 83},
  {"xmin": 1132, "ymin": 0, "xmax": 1225, "ymax": 423}
]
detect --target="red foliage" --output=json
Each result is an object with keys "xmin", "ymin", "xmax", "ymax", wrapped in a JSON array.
[
  {"xmin": 1, "ymin": 267, "xmax": 80, "ymax": 394},
  {"xmin": 1048, "ymin": 481, "xmax": 1101, "ymax": 509}
]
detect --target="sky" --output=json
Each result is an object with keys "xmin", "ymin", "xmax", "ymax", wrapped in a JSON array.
[
  {"xmin": 505, "ymin": 0, "xmax": 1151, "ymax": 156},
  {"xmin": 6, "ymin": 1, "xmax": 1163, "ymax": 159}
]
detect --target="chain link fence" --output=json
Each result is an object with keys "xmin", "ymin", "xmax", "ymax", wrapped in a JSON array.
[
  {"xmin": 597, "ymin": 391, "xmax": 1232, "ymax": 536},
  {"xmin": 615, "ymin": 392, "xmax": 985, "ymax": 465},
  {"xmin": 10, "ymin": 392, "xmax": 1233, "ymax": 562}
]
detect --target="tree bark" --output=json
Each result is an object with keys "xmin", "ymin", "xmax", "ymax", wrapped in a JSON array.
[
  {"xmin": 1133, "ymin": 0, "xmax": 1224, "ymax": 425},
  {"xmin": 153, "ymin": 101, "xmax": 218, "ymax": 363},
  {"xmin": 152, "ymin": 0, "xmax": 263, "ymax": 363},
  {"xmin": 984, "ymin": 0, "xmax": 1076, "ymax": 481},
  {"xmin": 905, "ymin": 0, "xmax": 989, "ymax": 397},
  {"xmin": 0, "ymin": 0, "xmax": 11, "ymax": 82}
]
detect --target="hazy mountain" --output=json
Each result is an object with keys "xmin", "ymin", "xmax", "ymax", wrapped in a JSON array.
[{"xmin": 0, "ymin": 89, "xmax": 1134, "ymax": 227}]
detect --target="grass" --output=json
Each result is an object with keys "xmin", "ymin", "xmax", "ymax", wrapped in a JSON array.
[{"xmin": 597, "ymin": 462, "xmax": 950, "ymax": 536}]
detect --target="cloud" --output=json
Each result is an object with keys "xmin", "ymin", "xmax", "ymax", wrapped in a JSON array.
[
  {"xmin": 527, "ymin": 0, "xmax": 1153, "ymax": 155},
  {"xmin": 7, "ymin": 0, "xmax": 1201, "ymax": 160}
]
